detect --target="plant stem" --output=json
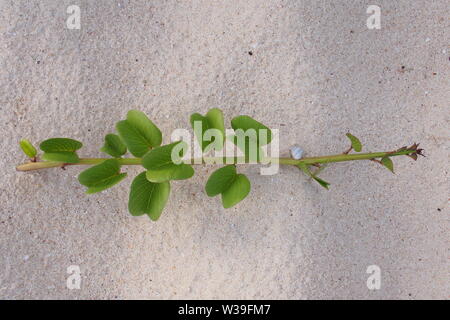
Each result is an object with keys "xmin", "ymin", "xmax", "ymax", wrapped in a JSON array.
[
  {"xmin": 16, "ymin": 158, "xmax": 142, "ymax": 171},
  {"xmin": 276, "ymin": 149, "xmax": 415, "ymax": 165},
  {"xmin": 16, "ymin": 148, "xmax": 416, "ymax": 172}
]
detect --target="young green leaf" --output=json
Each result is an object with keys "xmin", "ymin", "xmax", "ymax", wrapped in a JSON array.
[
  {"xmin": 142, "ymin": 141, "xmax": 194, "ymax": 183},
  {"xmin": 78, "ymin": 159, "xmax": 127, "ymax": 194},
  {"xmin": 145, "ymin": 165, "xmax": 194, "ymax": 183},
  {"xmin": 297, "ymin": 162, "xmax": 330, "ymax": 190},
  {"xmin": 41, "ymin": 151, "xmax": 80, "ymax": 163},
  {"xmin": 229, "ymin": 115, "xmax": 271, "ymax": 162},
  {"xmin": 205, "ymin": 165, "xmax": 237, "ymax": 197},
  {"xmin": 128, "ymin": 172, "xmax": 170, "ymax": 221},
  {"xmin": 345, "ymin": 133, "xmax": 362, "ymax": 152},
  {"xmin": 116, "ymin": 110, "xmax": 162, "ymax": 157},
  {"xmin": 40, "ymin": 138, "xmax": 82, "ymax": 152},
  {"xmin": 100, "ymin": 134, "xmax": 127, "ymax": 158},
  {"xmin": 205, "ymin": 165, "xmax": 251, "ymax": 208},
  {"xmin": 19, "ymin": 139, "xmax": 37, "ymax": 158},
  {"xmin": 39, "ymin": 138, "xmax": 82, "ymax": 164},
  {"xmin": 228, "ymin": 134, "xmax": 265, "ymax": 162},
  {"xmin": 312, "ymin": 176, "xmax": 330, "ymax": 189},
  {"xmin": 221, "ymin": 174, "xmax": 251, "ymax": 208},
  {"xmin": 231, "ymin": 115, "xmax": 272, "ymax": 145},
  {"xmin": 190, "ymin": 108, "xmax": 225, "ymax": 152},
  {"xmin": 381, "ymin": 156, "xmax": 394, "ymax": 173}
]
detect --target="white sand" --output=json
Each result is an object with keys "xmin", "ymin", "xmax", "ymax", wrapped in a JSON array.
[{"xmin": 0, "ymin": 0, "xmax": 448, "ymax": 299}]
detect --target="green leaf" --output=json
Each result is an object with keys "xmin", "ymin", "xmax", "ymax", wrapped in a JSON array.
[
  {"xmin": 39, "ymin": 138, "xmax": 82, "ymax": 164},
  {"xmin": 41, "ymin": 151, "xmax": 80, "ymax": 163},
  {"xmin": 231, "ymin": 115, "xmax": 272, "ymax": 145},
  {"xmin": 142, "ymin": 141, "xmax": 194, "ymax": 182},
  {"xmin": 40, "ymin": 138, "xmax": 82, "ymax": 152},
  {"xmin": 205, "ymin": 165, "xmax": 237, "ymax": 197},
  {"xmin": 145, "ymin": 165, "xmax": 194, "ymax": 183},
  {"xmin": 381, "ymin": 157, "xmax": 394, "ymax": 173},
  {"xmin": 78, "ymin": 159, "xmax": 127, "ymax": 194},
  {"xmin": 297, "ymin": 163, "xmax": 330, "ymax": 189},
  {"xmin": 190, "ymin": 108, "xmax": 225, "ymax": 152},
  {"xmin": 229, "ymin": 115, "xmax": 271, "ymax": 162},
  {"xmin": 128, "ymin": 172, "xmax": 170, "ymax": 221},
  {"xmin": 116, "ymin": 110, "xmax": 162, "ymax": 157},
  {"xmin": 221, "ymin": 174, "xmax": 251, "ymax": 208},
  {"xmin": 205, "ymin": 165, "xmax": 251, "ymax": 208},
  {"xmin": 312, "ymin": 176, "xmax": 330, "ymax": 189},
  {"xmin": 228, "ymin": 134, "xmax": 265, "ymax": 162},
  {"xmin": 346, "ymin": 133, "xmax": 362, "ymax": 152},
  {"xmin": 100, "ymin": 134, "xmax": 127, "ymax": 158},
  {"xmin": 19, "ymin": 139, "xmax": 37, "ymax": 158}
]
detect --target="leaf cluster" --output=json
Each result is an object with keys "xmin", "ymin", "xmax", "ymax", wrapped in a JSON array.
[{"xmin": 35, "ymin": 109, "xmax": 273, "ymax": 220}]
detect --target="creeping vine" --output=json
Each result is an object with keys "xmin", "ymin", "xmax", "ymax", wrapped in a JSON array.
[{"xmin": 16, "ymin": 109, "xmax": 424, "ymax": 221}]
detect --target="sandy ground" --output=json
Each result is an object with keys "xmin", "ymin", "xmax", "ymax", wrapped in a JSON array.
[{"xmin": 0, "ymin": 0, "xmax": 448, "ymax": 299}]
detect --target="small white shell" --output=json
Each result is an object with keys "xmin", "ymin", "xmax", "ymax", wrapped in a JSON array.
[{"xmin": 290, "ymin": 145, "xmax": 304, "ymax": 160}]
